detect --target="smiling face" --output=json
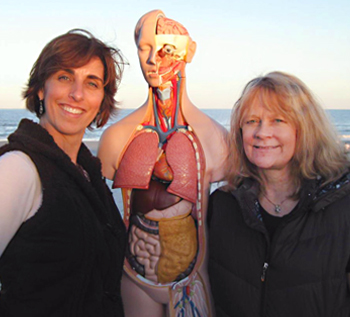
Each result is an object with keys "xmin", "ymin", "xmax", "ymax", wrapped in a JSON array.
[
  {"xmin": 241, "ymin": 98, "xmax": 297, "ymax": 175},
  {"xmin": 38, "ymin": 57, "xmax": 104, "ymax": 147}
]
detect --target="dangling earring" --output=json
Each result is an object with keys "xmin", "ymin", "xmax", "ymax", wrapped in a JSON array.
[{"xmin": 39, "ymin": 100, "xmax": 44, "ymax": 116}]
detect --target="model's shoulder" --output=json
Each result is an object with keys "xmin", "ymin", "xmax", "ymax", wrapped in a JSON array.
[
  {"xmin": 108, "ymin": 107, "xmax": 146, "ymax": 129},
  {"xmin": 186, "ymin": 108, "xmax": 227, "ymax": 151},
  {"xmin": 100, "ymin": 106, "xmax": 148, "ymax": 143},
  {"xmin": 188, "ymin": 108, "xmax": 226, "ymax": 131}
]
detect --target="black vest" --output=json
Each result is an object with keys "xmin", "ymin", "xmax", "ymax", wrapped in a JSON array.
[{"xmin": 0, "ymin": 119, "xmax": 126, "ymax": 317}]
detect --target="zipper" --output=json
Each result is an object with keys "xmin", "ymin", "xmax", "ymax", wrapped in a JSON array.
[
  {"xmin": 259, "ymin": 209, "xmax": 296, "ymax": 316},
  {"xmin": 253, "ymin": 194, "xmax": 312, "ymax": 316},
  {"xmin": 260, "ymin": 259, "xmax": 269, "ymax": 317},
  {"xmin": 261, "ymin": 262, "xmax": 269, "ymax": 282}
]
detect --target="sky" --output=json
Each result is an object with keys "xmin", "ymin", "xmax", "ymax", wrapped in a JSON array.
[{"xmin": 0, "ymin": 0, "xmax": 349, "ymax": 110}]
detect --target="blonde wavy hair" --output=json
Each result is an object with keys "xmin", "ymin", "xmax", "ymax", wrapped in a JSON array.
[{"xmin": 226, "ymin": 71, "xmax": 349, "ymax": 195}]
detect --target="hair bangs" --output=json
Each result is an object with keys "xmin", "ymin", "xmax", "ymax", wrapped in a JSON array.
[{"xmin": 224, "ymin": 71, "xmax": 349, "ymax": 194}]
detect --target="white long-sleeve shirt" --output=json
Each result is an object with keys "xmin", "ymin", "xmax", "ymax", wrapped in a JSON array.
[{"xmin": 0, "ymin": 151, "xmax": 42, "ymax": 256}]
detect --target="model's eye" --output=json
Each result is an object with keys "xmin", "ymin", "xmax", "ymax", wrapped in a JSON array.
[
  {"xmin": 138, "ymin": 45, "xmax": 149, "ymax": 52},
  {"xmin": 275, "ymin": 118, "xmax": 284, "ymax": 123},
  {"xmin": 163, "ymin": 44, "xmax": 175, "ymax": 55},
  {"xmin": 246, "ymin": 119, "xmax": 258, "ymax": 124}
]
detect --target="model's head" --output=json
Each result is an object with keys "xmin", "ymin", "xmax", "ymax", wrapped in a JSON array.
[
  {"xmin": 134, "ymin": 10, "xmax": 196, "ymax": 87},
  {"xmin": 226, "ymin": 71, "xmax": 349, "ymax": 193},
  {"xmin": 23, "ymin": 29, "xmax": 125, "ymax": 127}
]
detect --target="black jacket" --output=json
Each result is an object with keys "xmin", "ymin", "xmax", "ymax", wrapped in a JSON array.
[
  {"xmin": 0, "ymin": 119, "xmax": 126, "ymax": 317},
  {"xmin": 208, "ymin": 174, "xmax": 350, "ymax": 317}
]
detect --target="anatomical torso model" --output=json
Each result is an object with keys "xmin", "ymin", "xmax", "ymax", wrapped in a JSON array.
[{"xmin": 98, "ymin": 10, "xmax": 227, "ymax": 317}]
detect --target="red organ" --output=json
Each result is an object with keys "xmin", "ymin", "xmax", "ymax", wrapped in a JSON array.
[{"xmin": 113, "ymin": 126, "xmax": 206, "ymax": 284}]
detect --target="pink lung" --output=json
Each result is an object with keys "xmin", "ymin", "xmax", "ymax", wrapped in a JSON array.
[
  {"xmin": 113, "ymin": 130, "xmax": 198, "ymax": 204},
  {"xmin": 166, "ymin": 132, "xmax": 197, "ymax": 203},
  {"xmin": 113, "ymin": 132, "xmax": 159, "ymax": 189}
]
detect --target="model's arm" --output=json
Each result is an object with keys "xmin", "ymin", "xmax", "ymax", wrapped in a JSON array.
[
  {"xmin": 183, "ymin": 106, "xmax": 228, "ymax": 184},
  {"xmin": 98, "ymin": 125, "xmax": 124, "ymax": 180},
  {"xmin": 98, "ymin": 107, "xmax": 148, "ymax": 180},
  {"xmin": 205, "ymin": 121, "xmax": 228, "ymax": 183},
  {"xmin": 0, "ymin": 151, "xmax": 42, "ymax": 256}
]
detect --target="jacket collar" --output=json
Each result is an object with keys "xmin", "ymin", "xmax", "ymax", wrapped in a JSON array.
[
  {"xmin": 312, "ymin": 172, "xmax": 350, "ymax": 212},
  {"xmin": 231, "ymin": 178, "xmax": 264, "ymax": 231},
  {"xmin": 231, "ymin": 172, "xmax": 350, "ymax": 218}
]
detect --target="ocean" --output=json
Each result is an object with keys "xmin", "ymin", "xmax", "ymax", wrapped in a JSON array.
[{"xmin": 1, "ymin": 108, "xmax": 350, "ymax": 143}]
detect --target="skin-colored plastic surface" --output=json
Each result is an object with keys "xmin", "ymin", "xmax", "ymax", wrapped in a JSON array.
[{"xmin": 98, "ymin": 10, "xmax": 227, "ymax": 317}]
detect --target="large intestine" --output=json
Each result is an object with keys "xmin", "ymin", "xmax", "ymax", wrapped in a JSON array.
[{"xmin": 115, "ymin": 128, "xmax": 205, "ymax": 285}]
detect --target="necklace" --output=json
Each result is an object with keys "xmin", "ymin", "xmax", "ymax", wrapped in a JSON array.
[{"xmin": 263, "ymin": 193, "xmax": 288, "ymax": 213}]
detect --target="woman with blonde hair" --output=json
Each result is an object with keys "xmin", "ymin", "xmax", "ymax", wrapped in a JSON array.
[{"xmin": 208, "ymin": 71, "xmax": 350, "ymax": 317}]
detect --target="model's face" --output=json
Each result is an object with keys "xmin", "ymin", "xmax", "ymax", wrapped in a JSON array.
[
  {"xmin": 242, "ymin": 100, "xmax": 297, "ymax": 174},
  {"xmin": 137, "ymin": 23, "xmax": 188, "ymax": 87},
  {"xmin": 38, "ymin": 57, "xmax": 104, "ymax": 146}
]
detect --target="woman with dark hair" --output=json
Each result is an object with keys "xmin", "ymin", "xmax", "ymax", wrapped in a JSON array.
[
  {"xmin": 208, "ymin": 71, "xmax": 350, "ymax": 316},
  {"xmin": 0, "ymin": 29, "xmax": 126, "ymax": 316}
]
